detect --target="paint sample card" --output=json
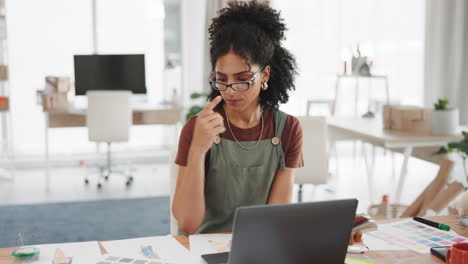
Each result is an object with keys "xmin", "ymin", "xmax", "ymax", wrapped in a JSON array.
[
  {"xmin": 367, "ymin": 219, "xmax": 467, "ymax": 254},
  {"xmin": 96, "ymin": 255, "xmax": 165, "ymax": 264},
  {"xmin": 207, "ymin": 239, "xmax": 232, "ymax": 253},
  {"xmin": 101, "ymin": 235, "xmax": 195, "ymax": 263},
  {"xmin": 33, "ymin": 241, "xmax": 103, "ymax": 264},
  {"xmin": 189, "ymin": 234, "xmax": 233, "ymax": 256}
]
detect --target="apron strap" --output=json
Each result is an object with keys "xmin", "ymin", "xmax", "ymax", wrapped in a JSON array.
[
  {"xmin": 273, "ymin": 110, "xmax": 288, "ymax": 171},
  {"xmin": 273, "ymin": 109, "xmax": 288, "ymax": 138}
]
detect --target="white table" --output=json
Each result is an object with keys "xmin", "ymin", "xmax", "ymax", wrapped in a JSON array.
[
  {"xmin": 328, "ymin": 117, "xmax": 463, "ymax": 203},
  {"xmin": 332, "ymin": 74, "xmax": 390, "ymax": 117}
]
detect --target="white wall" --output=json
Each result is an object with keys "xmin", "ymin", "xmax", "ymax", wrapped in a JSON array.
[
  {"xmin": 180, "ymin": 0, "xmax": 207, "ymax": 107},
  {"xmin": 96, "ymin": 0, "xmax": 165, "ymax": 105}
]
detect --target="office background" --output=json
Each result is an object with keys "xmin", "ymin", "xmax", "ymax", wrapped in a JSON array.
[
  {"xmin": 6, "ymin": 0, "xmax": 427, "ymax": 157},
  {"xmin": 0, "ymin": 0, "xmax": 467, "ymax": 248}
]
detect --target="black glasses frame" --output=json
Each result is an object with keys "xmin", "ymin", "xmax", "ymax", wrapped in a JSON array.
[{"xmin": 209, "ymin": 66, "xmax": 265, "ymax": 92}]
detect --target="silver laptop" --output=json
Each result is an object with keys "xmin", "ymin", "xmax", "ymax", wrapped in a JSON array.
[{"xmin": 202, "ymin": 199, "xmax": 358, "ymax": 264}]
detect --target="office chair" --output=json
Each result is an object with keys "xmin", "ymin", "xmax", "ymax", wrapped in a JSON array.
[
  {"xmin": 85, "ymin": 90, "xmax": 133, "ymax": 189},
  {"xmin": 295, "ymin": 116, "xmax": 329, "ymax": 202}
]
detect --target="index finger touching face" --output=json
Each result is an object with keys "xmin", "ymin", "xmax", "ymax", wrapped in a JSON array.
[{"xmin": 199, "ymin": 95, "xmax": 223, "ymax": 116}]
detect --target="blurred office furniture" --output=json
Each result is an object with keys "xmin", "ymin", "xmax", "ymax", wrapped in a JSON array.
[
  {"xmin": 328, "ymin": 117, "xmax": 463, "ymax": 204},
  {"xmin": 295, "ymin": 116, "xmax": 329, "ymax": 202},
  {"xmin": 329, "ymin": 74, "xmax": 390, "ymax": 194},
  {"xmin": 86, "ymin": 90, "xmax": 133, "ymax": 188},
  {"xmin": 0, "ymin": 3, "xmax": 14, "ymax": 183},
  {"xmin": 332, "ymin": 74, "xmax": 389, "ymax": 117},
  {"xmin": 400, "ymin": 159, "xmax": 460, "ymax": 218},
  {"xmin": 40, "ymin": 95, "xmax": 183, "ymax": 190},
  {"xmin": 306, "ymin": 99, "xmax": 333, "ymax": 116}
]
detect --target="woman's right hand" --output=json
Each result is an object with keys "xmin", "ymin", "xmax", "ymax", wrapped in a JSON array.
[{"xmin": 190, "ymin": 95, "xmax": 226, "ymax": 153}]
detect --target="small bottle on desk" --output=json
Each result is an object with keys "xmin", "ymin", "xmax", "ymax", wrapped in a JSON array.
[{"xmin": 376, "ymin": 195, "xmax": 389, "ymax": 216}]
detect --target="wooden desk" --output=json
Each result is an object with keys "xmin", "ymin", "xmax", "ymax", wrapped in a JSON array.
[
  {"xmin": 43, "ymin": 105, "xmax": 183, "ymax": 190},
  {"xmin": 1, "ymin": 216, "xmax": 463, "ymax": 264},
  {"xmin": 172, "ymin": 215, "xmax": 465, "ymax": 264},
  {"xmin": 46, "ymin": 106, "xmax": 183, "ymax": 128},
  {"xmin": 328, "ymin": 117, "xmax": 463, "ymax": 203}
]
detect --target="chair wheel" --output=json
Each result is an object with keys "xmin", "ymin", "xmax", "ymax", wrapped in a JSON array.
[
  {"xmin": 84, "ymin": 179, "xmax": 89, "ymax": 185},
  {"xmin": 128, "ymin": 176, "xmax": 134, "ymax": 182},
  {"xmin": 104, "ymin": 176, "xmax": 109, "ymax": 181},
  {"xmin": 126, "ymin": 180, "xmax": 132, "ymax": 186},
  {"xmin": 97, "ymin": 183, "xmax": 102, "ymax": 189}
]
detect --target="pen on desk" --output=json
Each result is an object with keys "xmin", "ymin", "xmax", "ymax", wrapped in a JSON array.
[{"xmin": 413, "ymin": 217, "xmax": 451, "ymax": 231}]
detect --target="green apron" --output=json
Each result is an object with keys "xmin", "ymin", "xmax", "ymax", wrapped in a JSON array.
[{"xmin": 196, "ymin": 110, "xmax": 288, "ymax": 234}]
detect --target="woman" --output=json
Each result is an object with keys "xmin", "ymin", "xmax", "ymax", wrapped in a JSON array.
[{"xmin": 172, "ymin": 0, "xmax": 303, "ymax": 234}]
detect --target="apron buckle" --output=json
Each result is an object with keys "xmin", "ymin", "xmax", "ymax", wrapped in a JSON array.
[{"xmin": 271, "ymin": 137, "xmax": 280, "ymax": 145}]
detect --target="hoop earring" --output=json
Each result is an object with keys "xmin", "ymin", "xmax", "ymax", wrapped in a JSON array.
[{"xmin": 262, "ymin": 83, "xmax": 268, "ymax": 91}]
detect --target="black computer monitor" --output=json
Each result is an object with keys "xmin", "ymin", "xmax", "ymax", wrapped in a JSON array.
[{"xmin": 74, "ymin": 54, "xmax": 146, "ymax": 95}]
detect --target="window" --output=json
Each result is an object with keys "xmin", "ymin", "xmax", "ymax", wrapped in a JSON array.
[
  {"xmin": 273, "ymin": 0, "xmax": 425, "ymax": 116},
  {"xmin": 8, "ymin": 0, "xmax": 167, "ymax": 155}
]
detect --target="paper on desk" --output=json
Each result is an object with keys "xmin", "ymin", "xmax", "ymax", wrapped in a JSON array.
[
  {"xmin": 363, "ymin": 233, "xmax": 405, "ymax": 251},
  {"xmin": 101, "ymin": 235, "xmax": 196, "ymax": 263},
  {"xmin": 345, "ymin": 256, "xmax": 376, "ymax": 264},
  {"xmin": 31, "ymin": 241, "xmax": 102, "ymax": 263},
  {"xmin": 189, "ymin": 233, "xmax": 232, "ymax": 256}
]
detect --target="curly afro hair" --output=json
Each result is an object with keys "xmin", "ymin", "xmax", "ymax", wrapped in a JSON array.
[{"xmin": 207, "ymin": 0, "xmax": 297, "ymax": 111}]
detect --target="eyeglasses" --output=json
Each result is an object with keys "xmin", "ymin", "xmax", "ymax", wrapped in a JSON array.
[{"xmin": 209, "ymin": 66, "xmax": 265, "ymax": 92}]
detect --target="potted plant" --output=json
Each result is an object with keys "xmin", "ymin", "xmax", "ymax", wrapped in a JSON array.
[
  {"xmin": 431, "ymin": 97, "xmax": 459, "ymax": 135},
  {"xmin": 436, "ymin": 133, "xmax": 468, "ymax": 216},
  {"xmin": 185, "ymin": 92, "xmax": 208, "ymax": 121},
  {"xmin": 436, "ymin": 132, "xmax": 468, "ymax": 180}
]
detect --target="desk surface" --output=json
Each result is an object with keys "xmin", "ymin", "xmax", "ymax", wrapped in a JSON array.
[
  {"xmin": 328, "ymin": 117, "xmax": 463, "ymax": 147},
  {"xmin": 171, "ymin": 216, "xmax": 464, "ymax": 264},
  {"xmin": 0, "ymin": 215, "xmax": 463, "ymax": 264},
  {"xmin": 46, "ymin": 106, "xmax": 183, "ymax": 128}
]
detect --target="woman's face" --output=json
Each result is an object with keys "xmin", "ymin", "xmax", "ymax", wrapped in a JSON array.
[{"xmin": 214, "ymin": 51, "xmax": 269, "ymax": 113}]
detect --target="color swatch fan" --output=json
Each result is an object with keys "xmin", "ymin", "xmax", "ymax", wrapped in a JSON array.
[
  {"xmin": 367, "ymin": 219, "xmax": 468, "ymax": 254},
  {"xmin": 353, "ymin": 214, "xmax": 378, "ymax": 233}
]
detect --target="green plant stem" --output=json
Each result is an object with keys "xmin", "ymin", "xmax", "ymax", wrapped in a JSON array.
[{"xmin": 463, "ymin": 155, "xmax": 468, "ymax": 185}]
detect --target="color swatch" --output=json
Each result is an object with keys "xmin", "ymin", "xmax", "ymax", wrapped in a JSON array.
[
  {"xmin": 96, "ymin": 256, "xmax": 165, "ymax": 264},
  {"xmin": 367, "ymin": 219, "xmax": 467, "ymax": 254},
  {"xmin": 207, "ymin": 239, "xmax": 232, "ymax": 253}
]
